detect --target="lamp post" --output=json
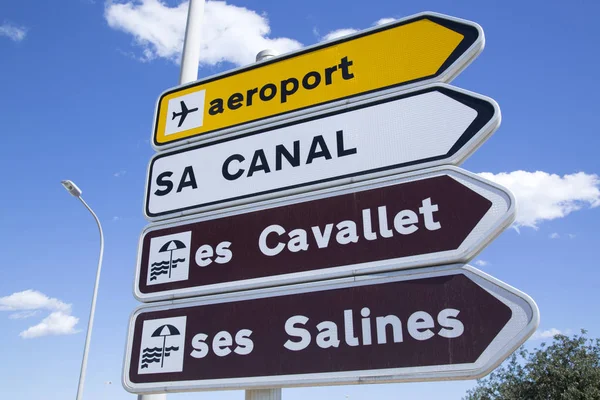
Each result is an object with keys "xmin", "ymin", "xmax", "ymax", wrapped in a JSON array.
[{"xmin": 61, "ymin": 180, "xmax": 104, "ymax": 400}]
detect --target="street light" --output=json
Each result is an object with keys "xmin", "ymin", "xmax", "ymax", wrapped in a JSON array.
[{"xmin": 61, "ymin": 180, "xmax": 104, "ymax": 400}]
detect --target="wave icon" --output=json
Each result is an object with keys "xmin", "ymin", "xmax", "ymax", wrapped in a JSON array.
[
  {"xmin": 140, "ymin": 346, "xmax": 180, "ymax": 368},
  {"xmin": 149, "ymin": 258, "xmax": 185, "ymax": 281},
  {"xmin": 151, "ymin": 259, "xmax": 185, "ymax": 268},
  {"xmin": 150, "ymin": 260, "xmax": 170, "ymax": 267}
]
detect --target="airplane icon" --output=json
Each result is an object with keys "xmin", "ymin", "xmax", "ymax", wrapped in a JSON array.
[{"xmin": 172, "ymin": 101, "xmax": 199, "ymax": 128}]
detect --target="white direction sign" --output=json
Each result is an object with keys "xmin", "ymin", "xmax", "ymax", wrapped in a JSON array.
[{"xmin": 144, "ymin": 83, "xmax": 500, "ymax": 220}]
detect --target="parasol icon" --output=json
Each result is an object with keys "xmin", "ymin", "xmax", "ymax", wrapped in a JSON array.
[
  {"xmin": 151, "ymin": 324, "xmax": 181, "ymax": 368},
  {"xmin": 158, "ymin": 240, "xmax": 186, "ymax": 278}
]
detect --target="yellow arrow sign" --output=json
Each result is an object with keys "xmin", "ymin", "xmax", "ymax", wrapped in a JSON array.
[{"xmin": 152, "ymin": 12, "xmax": 483, "ymax": 149}]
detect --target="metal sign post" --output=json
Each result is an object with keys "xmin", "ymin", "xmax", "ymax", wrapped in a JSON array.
[
  {"xmin": 179, "ymin": 0, "xmax": 204, "ymax": 85},
  {"xmin": 248, "ymin": 47, "xmax": 282, "ymax": 400},
  {"xmin": 142, "ymin": 2, "xmax": 282, "ymax": 399},
  {"xmin": 139, "ymin": 1, "xmax": 204, "ymax": 399},
  {"xmin": 138, "ymin": 395, "xmax": 166, "ymax": 400}
]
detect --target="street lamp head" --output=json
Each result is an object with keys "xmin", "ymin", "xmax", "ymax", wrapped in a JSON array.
[{"xmin": 61, "ymin": 180, "xmax": 82, "ymax": 197}]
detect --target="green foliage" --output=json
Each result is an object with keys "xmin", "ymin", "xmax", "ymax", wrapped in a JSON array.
[{"xmin": 464, "ymin": 330, "xmax": 600, "ymax": 400}]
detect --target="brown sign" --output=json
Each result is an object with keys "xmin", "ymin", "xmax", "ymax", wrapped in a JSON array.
[
  {"xmin": 122, "ymin": 265, "xmax": 539, "ymax": 393},
  {"xmin": 135, "ymin": 168, "xmax": 514, "ymax": 301}
]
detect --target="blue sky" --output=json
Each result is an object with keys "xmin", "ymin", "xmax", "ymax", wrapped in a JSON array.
[{"xmin": 1, "ymin": 0, "xmax": 599, "ymax": 399}]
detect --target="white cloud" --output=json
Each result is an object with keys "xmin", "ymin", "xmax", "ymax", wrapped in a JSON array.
[
  {"xmin": 0, "ymin": 22, "xmax": 27, "ymax": 42},
  {"xmin": 320, "ymin": 17, "xmax": 395, "ymax": 43},
  {"xmin": 478, "ymin": 171, "xmax": 600, "ymax": 229},
  {"xmin": 474, "ymin": 260, "xmax": 489, "ymax": 267},
  {"xmin": 19, "ymin": 312, "xmax": 80, "ymax": 339},
  {"xmin": 530, "ymin": 328, "xmax": 562, "ymax": 340},
  {"xmin": 321, "ymin": 28, "xmax": 358, "ymax": 42},
  {"xmin": 112, "ymin": 216, "xmax": 121, "ymax": 221},
  {"xmin": 549, "ymin": 232, "xmax": 560, "ymax": 239},
  {"xmin": 113, "ymin": 170, "xmax": 126, "ymax": 177},
  {"xmin": 0, "ymin": 290, "xmax": 80, "ymax": 338},
  {"xmin": 568, "ymin": 233, "xmax": 576, "ymax": 239},
  {"xmin": 0, "ymin": 290, "xmax": 71, "ymax": 313},
  {"xmin": 311, "ymin": 26, "xmax": 320, "ymax": 39},
  {"xmin": 105, "ymin": 0, "xmax": 302, "ymax": 66},
  {"xmin": 374, "ymin": 17, "xmax": 396, "ymax": 26},
  {"xmin": 9, "ymin": 310, "xmax": 40, "ymax": 320}
]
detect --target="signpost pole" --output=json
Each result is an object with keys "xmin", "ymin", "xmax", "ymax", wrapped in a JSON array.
[
  {"xmin": 243, "ymin": 48, "xmax": 283, "ymax": 400},
  {"xmin": 246, "ymin": 389, "xmax": 282, "ymax": 400},
  {"xmin": 141, "ymin": 0, "xmax": 204, "ymax": 398},
  {"xmin": 179, "ymin": 0, "xmax": 205, "ymax": 85}
]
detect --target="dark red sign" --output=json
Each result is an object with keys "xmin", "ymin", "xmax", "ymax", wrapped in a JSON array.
[
  {"xmin": 135, "ymin": 168, "xmax": 514, "ymax": 301},
  {"xmin": 123, "ymin": 266, "xmax": 538, "ymax": 393}
]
